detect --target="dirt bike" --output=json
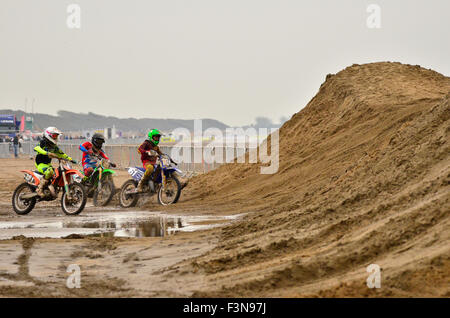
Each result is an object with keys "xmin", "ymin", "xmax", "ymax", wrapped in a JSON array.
[
  {"xmin": 12, "ymin": 158, "xmax": 87, "ymax": 215},
  {"xmin": 80, "ymin": 155, "xmax": 117, "ymax": 206},
  {"xmin": 119, "ymin": 152, "xmax": 182, "ymax": 208}
]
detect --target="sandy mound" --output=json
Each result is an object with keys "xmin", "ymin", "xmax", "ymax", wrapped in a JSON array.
[{"xmin": 177, "ymin": 62, "xmax": 450, "ymax": 297}]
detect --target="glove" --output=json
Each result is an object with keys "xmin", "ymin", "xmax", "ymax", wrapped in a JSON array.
[{"xmin": 109, "ymin": 162, "xmax": 117, "ymax": 168}]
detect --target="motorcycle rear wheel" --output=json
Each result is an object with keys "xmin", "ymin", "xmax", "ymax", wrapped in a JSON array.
[
  {"xmin": 12, "ymin": 183, "xmax": 36, "ymax": 215},
  {"xmin": 119, "ymin": 179, "xmax": 139, "ymax": 208}
]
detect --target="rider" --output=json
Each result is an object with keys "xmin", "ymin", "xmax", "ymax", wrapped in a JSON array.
[
  {"xmin": 79, "ymin": 133, "xmax": 115, "ymax": 178},
  {"xmin": 136, "ymin": 129, "xmax": 163, "ymax": 192},
  {"xmin": 34, "ymin": 127, "xmax": 74, "ymax": 197}
]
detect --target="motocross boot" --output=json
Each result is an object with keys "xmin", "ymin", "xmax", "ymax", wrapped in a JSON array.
[
  {"xmin": 149, "ymin": 180, "xmax": 155, "ymax": 193},
  {"xmin": 136, "ymin": 176, "xmax": 148, "ymax": 193},
  {"xmin": 36, "ymin": 179, "xmax": 49, "ymax": 198},
  {"xmin": 48, "ymin": 183, "xmax": 56, "ymax": 197}
]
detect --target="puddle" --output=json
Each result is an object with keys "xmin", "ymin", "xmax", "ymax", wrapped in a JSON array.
[{"xmin": 0, "ymin": 212, "xmax": 242, "ymax": 239}]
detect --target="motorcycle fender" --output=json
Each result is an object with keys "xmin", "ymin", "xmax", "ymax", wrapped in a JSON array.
[
  {"xmin": 127, "ymin": 167, "xmax": 144, "ymax": 181},
  {"xmin": 164, "ymin": 168, "xmax": 182, "ymax": 176},
  {"xmin": 65, "ymin": 169, "xmax": 84, "ymax": 178},
  {"xmin": 20, "ymin": 170, "xmax": 41, "ymax": 186},
  {"xmin": 57, "ymin": 169, "xmax": 83, "ymax": 187},
  {"xmin": 102, "ymin": 169, "xmax": 116, "ymax": 176}
]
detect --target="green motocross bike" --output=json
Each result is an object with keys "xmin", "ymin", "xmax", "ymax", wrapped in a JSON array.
[{"xmin": 79, "ymin": 155, "xmax": 117, "ymax": 206}]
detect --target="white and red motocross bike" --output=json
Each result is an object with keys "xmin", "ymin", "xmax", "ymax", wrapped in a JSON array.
[{"xmin": 12, "ymin": 158, "xmax": 87, "ymax": 215}]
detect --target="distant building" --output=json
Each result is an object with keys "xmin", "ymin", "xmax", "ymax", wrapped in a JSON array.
[
  {"xmin": 83, "ymin": 126, "xmax": 117, "ymax": 140},
  {"xmin": 0, "ymin": 114, "xmax": 19, "ymax": 137}
]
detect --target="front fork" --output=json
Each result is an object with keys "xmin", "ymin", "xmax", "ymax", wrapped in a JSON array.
[
  {"xmin": 161, "ymin": 170, "xmax": 167, "ymax": 191},
  {"xmin": 62, "ymin": 171, "xmax": 71, "ymax": 200},
  {"xmin": 97, "ymin": 167, "xmax": 103, "ymax": 193}
]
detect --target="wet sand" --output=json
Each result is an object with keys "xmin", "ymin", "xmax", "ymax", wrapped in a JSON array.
[{"xmin": 0, "ymin": 158, "xmax": 236, "ymax": 297}]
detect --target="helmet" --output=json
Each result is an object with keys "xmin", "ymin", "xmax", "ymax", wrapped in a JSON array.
[
  {"xmin": 43, "ymin": 127, "xmax": 62, "ymax": 145},
  {"xmin": 148, "ymin": 129, "xmax": 162, "ymax": 146},
  {"xmin": 92, "ymin": 133, "xmax": 105, "ymax": 149}
]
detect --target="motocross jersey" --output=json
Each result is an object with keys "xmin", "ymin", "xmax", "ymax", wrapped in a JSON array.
[
  {"xmin": 79, "ymin": 141, "xmax": 109, "ymax": 169},
  {"xmin": 138, "ymin": 140, "xmax": 160, "ymax": 163},
  {"xmin": 34, "ymin": 139, "xmax": 70, "ymax": 165}
]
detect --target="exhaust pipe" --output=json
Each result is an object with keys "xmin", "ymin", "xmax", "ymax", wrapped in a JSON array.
[{"xmin": 21, "ymin": 193, "xmax": 38, "ymax": 199}]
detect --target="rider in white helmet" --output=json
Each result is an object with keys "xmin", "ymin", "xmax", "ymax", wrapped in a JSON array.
[{"xmin": 34, "ymin": 127, "xmax": 75, "ymax": 197}]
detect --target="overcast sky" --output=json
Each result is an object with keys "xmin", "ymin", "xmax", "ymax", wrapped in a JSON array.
[{"xmin": 0, "ymin": 0, "xmax": 449, "ymax": 127}]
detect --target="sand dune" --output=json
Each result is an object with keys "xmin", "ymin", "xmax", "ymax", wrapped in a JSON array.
[{"xmin": 176, "ymin": 62, "xmax": 450, "ymax": 297}]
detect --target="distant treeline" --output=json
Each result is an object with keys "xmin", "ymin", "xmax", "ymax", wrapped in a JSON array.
[{"xmin": 0, "ymin": 109, "xmax": 229, "ymax": 132}]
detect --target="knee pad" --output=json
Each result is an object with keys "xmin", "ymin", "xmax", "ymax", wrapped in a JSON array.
[
  {"xmin": 43, "ymin": 167, "xmax": 54, "ymax": 180},
  {"xmin": 85, "ymin": 167, "xmax": 94, "ymax": 176},
  {"xmin": 144, "ymin": 164, "xmax": 154, "ymax": 177}
]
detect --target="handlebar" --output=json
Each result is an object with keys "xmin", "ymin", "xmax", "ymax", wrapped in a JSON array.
[
  {"xmin": 146, "ymin": 150, "xmax": 159, "ymax": 157},
  {"xmin": 92, "ymin": 154, "xmax": 116, "ymax": 168},
  {"xmin": 55, "ymin": 157, "xmax": 77, "ymax": 166},
  {"xmin": 160, "ymin": 153, "xmax": 178, "ymax": 166},
  {"xmin": 54, "ymin": 156, "xmax": 76, "ymax": 164},
  {"xmin": 169, "ymin": 157, "xmax": 178, "ymax": 165}
]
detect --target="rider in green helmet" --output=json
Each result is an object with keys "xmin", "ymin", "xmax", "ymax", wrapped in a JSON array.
[
  {"xmin": 136, "ymin": 129, "xmax": 163, "ymax": 192},
  {"xmin": 148, "ymin": 129, "xmax": 162, "ymax": 146}
]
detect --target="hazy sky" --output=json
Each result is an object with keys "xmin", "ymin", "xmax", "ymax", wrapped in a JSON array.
[{"xmin": 0, "ymin": 0, "xmax": 449, "ymax": 126}]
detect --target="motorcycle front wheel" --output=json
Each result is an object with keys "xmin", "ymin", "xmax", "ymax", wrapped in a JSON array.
[
  {"xmin": 93, "ymin": 179, "xmax": 115, "ymax": 207},
  {"xmin": 157, "ymin": 175, "xmax": 181, "ymax": 206},
  {"xmin": 61, "ymin": 183, "xmax": 87, "ymax": 215}
]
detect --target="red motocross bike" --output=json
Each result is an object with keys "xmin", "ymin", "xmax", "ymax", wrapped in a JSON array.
[{"xmin": 12, "ymin": 158, "xmax": 87, "ymax": 215}]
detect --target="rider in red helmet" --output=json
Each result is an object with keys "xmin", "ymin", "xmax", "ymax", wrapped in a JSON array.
[{"xmin": 79, "ymin": 133, "xmax": 115, "ymax": 178}]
